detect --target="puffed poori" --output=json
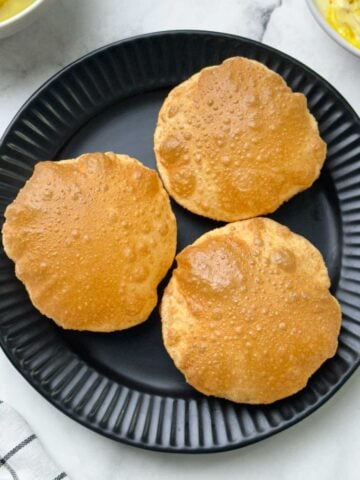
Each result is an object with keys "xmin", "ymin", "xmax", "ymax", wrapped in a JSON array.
[
  {"xmin": 161, "ymin": 218, "xmax": 341, "ymax": 404},
  {"xmin": 2, "ymin": 152, "xmax": 176, "ymax": 332},
  {"xmin": 154, "ymin": 57, "xmax": 326, "ymax": 222}
]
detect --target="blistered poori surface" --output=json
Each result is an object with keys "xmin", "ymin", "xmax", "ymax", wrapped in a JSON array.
[
  {"xmin": 155, "ymin": 57, "xmax": 326, "ymax": 221},
  {"xmin": 161, "ymin": 218, "xmax": 341, "ymax": 404},
  {"xmin": 2, "ymin": 152, "xmax": 176, "ymax": 332}
]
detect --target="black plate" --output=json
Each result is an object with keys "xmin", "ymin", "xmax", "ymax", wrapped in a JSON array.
[{"xmin": 0, "ymin": 31, "xmax": 360, "ymax": 453}]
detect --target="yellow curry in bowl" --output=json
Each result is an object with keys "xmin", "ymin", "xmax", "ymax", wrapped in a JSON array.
[
  {"xmin": 316, "ymin": 0, "xmax": 360, "ymax": 49},
  {"xmin": 0, "ymin": 0, "xmax": 36, "ymax": 22}
]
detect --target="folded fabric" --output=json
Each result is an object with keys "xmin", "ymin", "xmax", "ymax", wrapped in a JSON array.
[{"xmin": 0, "ymin": 400, "xmax": 69, "ymax": 480}]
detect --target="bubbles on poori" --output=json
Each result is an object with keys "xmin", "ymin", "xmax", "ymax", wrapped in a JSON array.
[
  {"xmin": 154, "ymin": 57, "xmax": 326, "ymax": 221},
  {"xmin": 2, "ymin": 152, "xmax": 177, "ymax": 332},
  {"xmin": 161, "ymin": 218, "xmax": 341, "ymax": 404}
]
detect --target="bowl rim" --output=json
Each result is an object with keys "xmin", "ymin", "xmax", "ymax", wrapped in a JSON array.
[
  {"xmin": 306, "ymin": 0, "xmax": 360, "ymax": 57},
  {"xmin": 0, "ymin": 0, "xmax": 46, "ymax": 28},
  {"xmin": 306, "ymin": 0, "xmax": 360, "ymax": 58}
]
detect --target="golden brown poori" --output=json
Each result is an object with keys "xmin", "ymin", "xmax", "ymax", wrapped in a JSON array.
[
  {"xmin": 154, "ymin": 57, "xmax": 326, "ymax": 222},
  {"xmin": 2, "ymin": 152, "xmax": 177, "ymax": 332},
  {"xmin": 161, "ymin": 218, "xmax": 341, "ymax": 404}
]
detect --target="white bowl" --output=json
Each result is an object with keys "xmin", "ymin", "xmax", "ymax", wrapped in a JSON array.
[
  {"xmin": 0, "ymin": 0, "xmax": 54, "ymax": 39},
  {"xmin": 306, "ymin": 0, "xmax": 360, "ymax": 58}
]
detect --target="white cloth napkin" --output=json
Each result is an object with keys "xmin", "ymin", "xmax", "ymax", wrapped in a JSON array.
[{"xmin": 0, "ymin": 401, "xmax": 69, "ymax": 480}]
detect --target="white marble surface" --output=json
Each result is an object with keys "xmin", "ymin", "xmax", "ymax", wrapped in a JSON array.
[{"xmin": 0, "ymin": 1, "xmax": 359, "ymax": 479}]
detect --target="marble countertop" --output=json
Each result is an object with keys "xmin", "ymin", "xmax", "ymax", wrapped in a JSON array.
[{"xmin": 0, "ymin": 1, "xmax": 359, "ymax": 479}]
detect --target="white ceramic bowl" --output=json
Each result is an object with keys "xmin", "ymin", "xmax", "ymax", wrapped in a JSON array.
[
  {"xmin": 306, "ymin": 0, "xmax": 360, "ymax": 58},
  {"xmin": 0, "ymin": 0, "xmax": 54, "ymax": 39}
]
